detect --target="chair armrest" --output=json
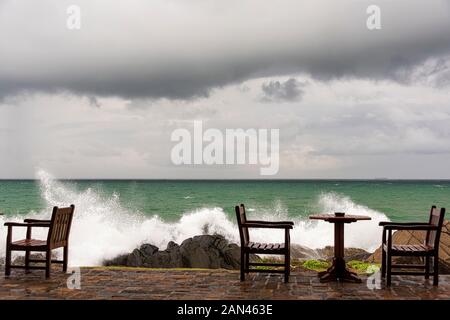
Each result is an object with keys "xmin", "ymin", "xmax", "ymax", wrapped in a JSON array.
[
  {"xmin": 242, "ymin": 222, "xmax": 293, "ymax": 229},
  {"xmin": 4, "ymin": 222, "xmax": 50, "ymax": 246},
  {"xmin": 4, "ymin": 222, "xmax": 50, "ymax": 228},
  {"xmin": 383, "ymin": 224, "xmax": 438, "ymax": 231},
  {"xmin": 379, "ymin": 221, "xmax": 428, "ymax": 226},
  {"xmin": 247, "ymin": 220, "xmax": 294, "ymax": 226},
  {"xmin": 23, "ymin": 219, "xmax": 51, "ymax": 223}
]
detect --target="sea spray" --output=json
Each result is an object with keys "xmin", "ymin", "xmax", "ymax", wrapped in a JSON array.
[
  {"xmin": 0, "ymin": 171, "xmax": 389, "ymax": 266},
  {"xmin": 314, "ymin": 192, "xmax": 389, "ymax": 251},
  {"xmin": 247, "ymin": 192, "xmax": 389, "ymax": 252}
]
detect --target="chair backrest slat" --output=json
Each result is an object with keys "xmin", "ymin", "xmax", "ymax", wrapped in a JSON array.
[
  {"xmin": 47, "ymin": 205, "xmax": 75, "ymax": 248},
  {"xmin": 426, "ymin": 206, "xmax": 446, "ymax": 249},
  {"xmin": 235, "ymin": 204, "xmax": 250, "ymax": 245}
]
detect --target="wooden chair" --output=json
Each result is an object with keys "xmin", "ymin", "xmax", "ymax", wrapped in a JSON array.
[
  {"xmin": 379, "ymin": 206, "xmax": 446, "ymax": 286},
  {"xmin": 4, "ymin": 205, "xmax": 75, "ymax": 278},
  {"xmin": 235, "ymin": 204, "xmax": 293, "ymax": 283}
]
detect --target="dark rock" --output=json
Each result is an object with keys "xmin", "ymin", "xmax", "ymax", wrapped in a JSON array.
[
  {"xmin": 316, "ymin": 246, "xmax": 372, "ymax": 262},
  {"xmin": 104, "ymin": 234, "xmax": 252, "ymax": 270},
  {"xmin": 140, "ymin": 244, "xmax": 158, "ymax": 256},
  {"xmin": 143, "ymin": 241, "xmax": 183, "ymax": 268},
  {"xmin": 180, "ymin": 235, "xmax": 239, "ymax": 269},
  {"xmin": 166, "ymin": 241, "xmax": 179, "ymax": 250},
  {"xmin": 290, "ymin": 244, "xmax": 321, "ymax": 260},
  {"xmin": 290, "ymin": 244, "xmax": 371, "ymax": 262},
  {"xmin": 126, "ymin": 249, "xmax": 143, "ymax": 267}
]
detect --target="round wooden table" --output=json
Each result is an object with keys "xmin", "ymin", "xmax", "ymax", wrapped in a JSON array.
[{"xmin": 309, "ymin": 214, "xmax": 371, "ymax": 283}]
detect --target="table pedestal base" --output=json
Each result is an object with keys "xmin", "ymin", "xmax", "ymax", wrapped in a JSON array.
[
  {"xmin": 318, "ymin": 258, "xmax": 361, "ymax": 283},
  {"xmin": 309, "ymin": 214, "xmax": 371, "ymax": 283}
]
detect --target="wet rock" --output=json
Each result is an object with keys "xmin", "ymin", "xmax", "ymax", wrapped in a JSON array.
[
  {"xmin": 104, "ymin": 235, "xmax": 250, "ymax": 269},
  {"xmin": 290, "ymin": 244, "xmax": 321, "ymax": 260},
  {"xmin": 317, "ymin": 246, "xmax": 372, "ymax": 261},
  {"xmin": 290, "ymin": 244, "xmax": 371, "ymax": 262}
]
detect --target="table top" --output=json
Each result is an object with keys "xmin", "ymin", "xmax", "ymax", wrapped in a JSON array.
[{"xmin": 309, "ymin": 214, "xmax": 371, "ymax": 223}]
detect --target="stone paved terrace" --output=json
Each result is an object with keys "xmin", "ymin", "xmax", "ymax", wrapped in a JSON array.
[{"xmin": 1, "ymin": 267, "xmax": 450, "ymax": 300}]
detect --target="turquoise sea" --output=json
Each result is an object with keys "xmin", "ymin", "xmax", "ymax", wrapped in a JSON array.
[
  {"xmin": 1, "ymin": 178, "xmax": 448, "ymax": 221},
  {"xmin": 0, "ymin": 171, "xmax": 448, "ymax": 266}
]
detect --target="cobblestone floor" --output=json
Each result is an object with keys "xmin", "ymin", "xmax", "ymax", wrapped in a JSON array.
[{"xmin": 0, "ymin": 267, "xmax": 449, "ymax": 300}]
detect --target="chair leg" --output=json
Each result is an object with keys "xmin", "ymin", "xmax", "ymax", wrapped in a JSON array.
[
  {"xmin": 240, "ymin": 250, "xmax": 245, "ymax": 281},
  {"xmin": 433, "ymin": 254, "xmax": 439, "ymax": 286},
  {"xmin": 425, "ymin": 256, "xmax": 430, "ymax": 279},
  {"xmin": 284, "ymin": 252, "xmax": 290, "ymax": 283},
  {"xmin": 25, "ymin": 250, "xmax": 30, "ymax": 273},
  {"xmin": 386, "ymin": 252, "xmax": 392, "ymax": 286},
  {"xmin": 63, "ymin": 246, "xmax": 69, "ymax": 272},
  {"xmin": 5, "ymin": 247, "xmax": 11, "ymax": 277},
  {"xmin": 45, "ymin": 250, "xmax": 51, "ymax": 278},
  {"xmin": 381, "ymin": 248, "xmax": 386, "ymax": 278},
  {"xmin": 245, "ymin": 253, "xmax": 249, "ymax": 274}
]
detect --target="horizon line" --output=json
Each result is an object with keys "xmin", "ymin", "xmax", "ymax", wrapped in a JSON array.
[{"xmin": 1, "ymin": 178, "xmax": 450, "ymax": 181}]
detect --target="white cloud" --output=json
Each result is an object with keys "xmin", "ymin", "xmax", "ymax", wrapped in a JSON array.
[{"xmin": 1, "ymin": 74, "xmax": 450, "ymax": 178}]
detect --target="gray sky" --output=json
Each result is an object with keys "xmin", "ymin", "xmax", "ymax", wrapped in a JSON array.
[{"xmin": 1, "ymin": 0, "xmax": 450, "ymax": 179}]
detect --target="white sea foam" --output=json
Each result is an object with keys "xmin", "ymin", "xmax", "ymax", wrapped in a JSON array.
[{"xmin": 0, "ymin": 171, "xmax": 389, "ymax": 266}]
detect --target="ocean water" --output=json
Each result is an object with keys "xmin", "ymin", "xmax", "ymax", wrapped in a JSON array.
[{"xmin": 0, "ymin": 170, "xmax": 449, "ymax": 266}]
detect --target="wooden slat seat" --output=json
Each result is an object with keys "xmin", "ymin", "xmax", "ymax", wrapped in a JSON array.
[
  {"xmin": 384, "ymin": 244, "xmax": 433, "ymax": 255},
  {"xmin": 4, "ymin": 205, "xmax": 75, "ymax": 278},
  {"xmin": 235, "ymin": 204, "xmax": 293, "ymax": 283},
  {"xmin": 11, "ymin": 239, "xmax": 47, "ymax": 250},
  {"xmin": 247, "ymin": 242, "xmax": 285, "ymax": 252}
]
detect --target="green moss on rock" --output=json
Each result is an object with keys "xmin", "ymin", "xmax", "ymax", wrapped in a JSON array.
[
  {"xmin": 302, "ymin": 260, "xmax": 330, "ymax": 271},
  {"xmin": 302, "ymin": 259, "xmax": 380, "ymax": 274},
  {"xmin": 347, "ymin": 260, "xmax": 380, "ymax": 274}
]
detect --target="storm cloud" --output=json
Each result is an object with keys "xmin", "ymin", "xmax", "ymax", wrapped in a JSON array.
[
  {"xmin": 1, "ymin": 0, "xmax": 450, "ymax": 100},
  {"xmin": 2, "ymin": 1, "xmax": 450, "ymax": 179},
  {"xmin": 261, "ymin": 78, "xmax": 305, "ymax": 102}
]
